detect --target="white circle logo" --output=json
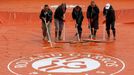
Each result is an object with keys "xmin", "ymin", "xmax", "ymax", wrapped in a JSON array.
[{"xmin": 7, "ymin": 52, "xmax": 125, "ymax": 75}]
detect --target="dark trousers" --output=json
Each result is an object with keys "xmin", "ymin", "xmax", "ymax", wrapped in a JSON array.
[
  {"xmin": 76, "ymin": 21, "xmax": 82, "ymax": 38},
  {"xmin": 89, "ymin": 20, "xmax": 99, "ymax": 37},
  {"xmin": 106, "ymin": 21, "xmax": 116, "ymax": 37}
]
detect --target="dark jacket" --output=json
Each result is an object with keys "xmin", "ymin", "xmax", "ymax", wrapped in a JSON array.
[
  {"xmin": 103, "ymin": 6, "xmax": 115, "ymax": 22},
  {"xmin": 54, "ymin": 5, "xmax": 66, "ymax": 21},
  {"xmin": 87, "ymin": 5, "xmax": 99, "ymax": 21},
  {"xmin": 72, "ymin": 6, "xmax": 84, "ymax": 25},
  {"xmin": 40, "ymin": 9, "xmax": 53, "ymax": 23}
]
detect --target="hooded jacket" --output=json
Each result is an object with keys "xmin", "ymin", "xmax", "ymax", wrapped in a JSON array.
[
  {"xmin": 72, "ymin": 6, "xmax": 84, "ymax": 24},
  {"xmin": 103, "ymin": 6, "xmax": 115, "ymax": 22}
]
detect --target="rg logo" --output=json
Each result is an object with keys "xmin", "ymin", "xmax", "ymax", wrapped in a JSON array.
[
  {"xmin": 7, "ymin": 52, "xmax": 125, "ymax": 75},
  {"xmin": 32, "ymin": 57, "xmax": 100, "ymax": 73}
]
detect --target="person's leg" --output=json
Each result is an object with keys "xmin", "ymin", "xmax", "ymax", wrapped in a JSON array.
[
  {"xmin": 54, "ymin": 19, "xmax": 60, "ymax": 40},
  {"xmin": 111, "ymin": 21, "xmax": 116, "ymax": 40},
  {"xmin": 46, "ymin": 22, "xmax": 51, "ymax": 41},
  {"xmin": 93, "ymin": 29, "xmax": 97, "ymax": 38},
  {"xmin": 88, "ymin": 20, "xmax": 93, "ymax": 37},
  {"xmin": 107, "ymin": 30, "xmax": 110, "ymax": 38},
  {"xmin": 91, "ymin": 28, "xmax": 94, "ymax": 36},
  {"xmin": 106, "ymin": 22, "xmax": 111, "ymax": 39},
  {"xmin": 77, "ymin": 25, "xmax": 82, "ymax": 39},
  {"xmin": 91, "ymin": 20, "xmax": 97, "ymax": 39},
  {"xmin": 42, "ymin": 22, "xmax": 47, "ymax": 40},
  {"xmin": 93, "ymin": 21, "xmax": 99, "ymax": 38},
  {"xmin": 42, "ymin": 29, "xmax": 47, "ymax": 39},
  {"xmin": 76, "ymin": 20, "xmax": 82, "ymax": 40},
  {"xmin": 89, "ymin": 22, "xmax": 94, "ymax": 38},
  {"xmin": 58, "ymin": 20, "xmax": 64, "ymax": 40},
  {"xmin": 48, "ymin": 23, "xmax": 51, "ymax": 35}
]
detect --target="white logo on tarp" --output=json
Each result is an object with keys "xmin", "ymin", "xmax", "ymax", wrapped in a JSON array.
[
  {"xmin": 32, "ymin": 57, "xmax": 100, "ymax": 73},
  {"xmin": 7, "ymin": 53, "xmax": 125, "ymax": 75}
]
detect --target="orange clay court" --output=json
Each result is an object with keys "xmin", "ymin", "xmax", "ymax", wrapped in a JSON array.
[{"xmin": 0, "ymin": 0, "xmax": 134, "ymax": 75}]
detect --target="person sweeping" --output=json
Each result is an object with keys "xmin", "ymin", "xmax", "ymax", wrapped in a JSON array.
[
  {"xmin": 87, "ymin": 0, "xmax": 100, "ymax": 39},
  {"xmin": 39, "ymin": 5, "xmax": 53, "ymax": 41},
  {"xmin": 54, "ymin": 3, "xmax": 67, "ymax": 41},
  {"xmin": 103, "ymin": 3, "xmax": 116, "ymax": 40},
  {"xmin": 72, "ymin": 6, "xmax": 84, "ymax": 41}
]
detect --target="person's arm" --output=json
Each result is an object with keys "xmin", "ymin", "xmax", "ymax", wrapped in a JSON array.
[
  {"xmin": 72, "ymin": 8, "xmax": 76, "ymax": 20},
  {"xmin": 87, "ymin": 6, "xmax": 93, "ymax": 23},
  {"xmin": 58, "ymin": 7, "xmax": 64, "ymax": 21},
  {"xmin": 103, "ymin": 7, "xmax": 107, "ymax": 16},
  {"xmin": 39, "ymin": 10, "xmax": 44, "ymax": 19},
  {"xmin": 40, "ymin": 10, "xmax": 48, "ymax": 24},
  {"xmin": 95, "ymin": 6, "xmax": 100, "ymax": 15},
  {"xmin": 78, "ymin": 10, "xmax": 84, "ymax": 21},
  {"xmin": 111, "ymin": 8, "xmax": 115, "ymax": 21},
  {"xmin": 48, "ymin": 10, "xmax": 53, "ymax": 22},
  {"xmin": 113, "ymin": 10, "xmax": 115, "ymax": 21},
  {"xmin": 86, "ymin": 6, "xmax": 91, "ymax": 19},
  {"xmin": 102, "ymin": 7, "xmax": 106, "ymax": 24},
  {"xmin": 77, "ymin": 10, "xmax": 84, "ymax": 25},
  {"xmin": 54, "ymin": 7, "xmax": 62, "ymax": 20}
]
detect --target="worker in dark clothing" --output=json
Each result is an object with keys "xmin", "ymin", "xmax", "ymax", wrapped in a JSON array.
[
  {"xmin": 72, "ymin": 6, "xmax": 84, "ymax": 40},
  {"xmin": 87, "ymin": 1, "xmax": 99, "ymax": 39},
  {"xmin": 103, "ymin": 3, "xmax": 116, "ymax": 40},
  {"xmin": 39, "ymin": 5, "xmax": 53, "ymax": 41},
  {"xmin": 54, "ymin": 3, "xmax": 66, "ymax": 40}
]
